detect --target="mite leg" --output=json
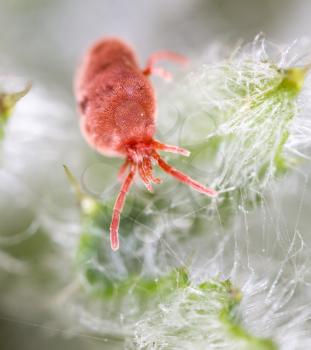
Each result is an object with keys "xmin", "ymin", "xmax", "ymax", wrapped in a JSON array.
[
  {"xmin": 143, "ymin": 51, "xmax": 189, "ymax": 81},
  {"xmin": 153, "ymin": 140, "xmax": 190, "ymax": 157},
  {"xmin": 152, "ymin": 151, "xmax": 217, "ymax": 197},
  {"xmin": 143, "ymin": 156, "xmax": 162, "ymax": 184},
  {"xmin": 110, "ymin": 163, "xmax": 136, "ymax": 251},
  {"xmin": 138, "ymin": 160, "xmax": 153, "ymax": 192}
]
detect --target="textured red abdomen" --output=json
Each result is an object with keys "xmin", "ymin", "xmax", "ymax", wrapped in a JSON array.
[{"xmin": 75, "ymin": 38, "xmax": 156, "ymax": 157}]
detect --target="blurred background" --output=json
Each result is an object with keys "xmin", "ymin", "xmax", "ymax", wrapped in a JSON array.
[
  {"xmin": 1, "ymin": 0, "xmax": 311, "ymax": 349},
  {"xmin": 1, "ymin": 0, "xmax": 311, "ymax": 92}
]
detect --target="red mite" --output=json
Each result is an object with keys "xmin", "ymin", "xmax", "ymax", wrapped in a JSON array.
[{"xmin": 75, "ymin": 37, "xmax": 217, "ymax": 251}]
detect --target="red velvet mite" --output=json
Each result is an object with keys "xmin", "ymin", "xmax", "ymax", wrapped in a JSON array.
[{"xmin": 75, "ymin": 37, "xmax": 217, "ymax": 251}]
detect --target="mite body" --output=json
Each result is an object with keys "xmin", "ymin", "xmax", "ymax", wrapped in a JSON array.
[{"xmin": 75, "ymin": 38, "xmax": 217, "ymax": 251}]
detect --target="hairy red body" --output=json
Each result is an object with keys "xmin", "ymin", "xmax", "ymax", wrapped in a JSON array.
[
  {"xmin": 76, "ymin": 39, "xmax": 156, "ymax": 156},
  {"xmin": 75, "ymin": 38, "xmax": 217, "ymax": 251}
]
